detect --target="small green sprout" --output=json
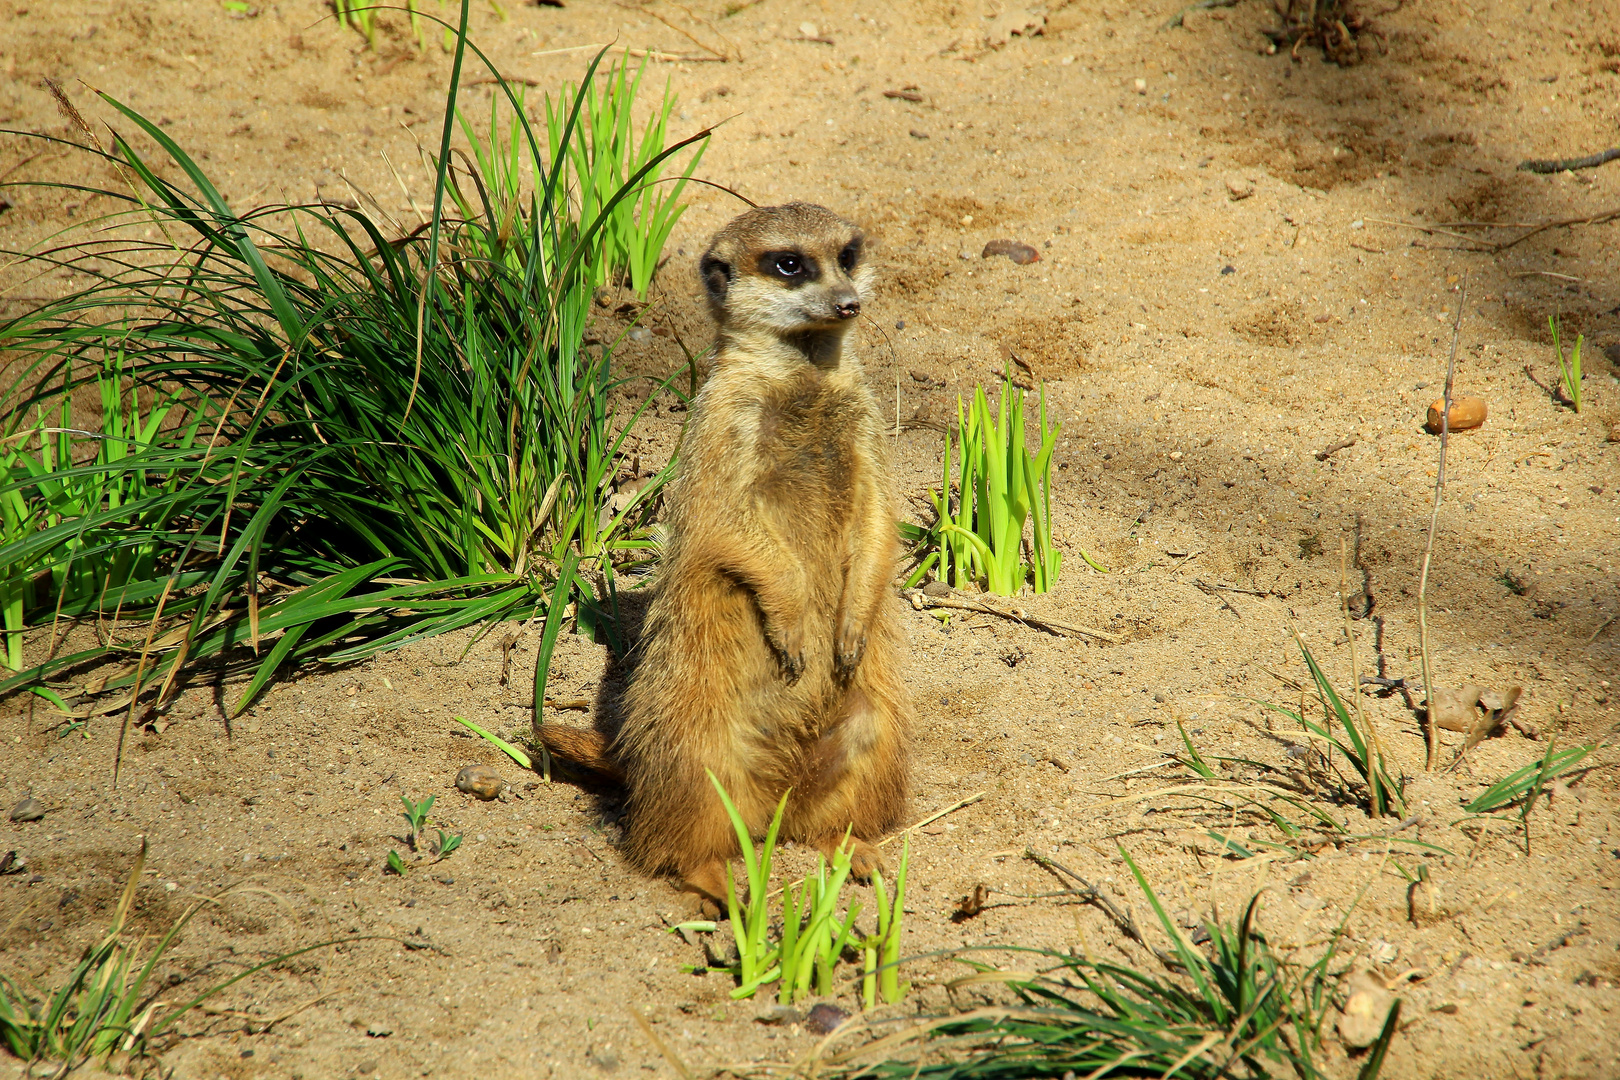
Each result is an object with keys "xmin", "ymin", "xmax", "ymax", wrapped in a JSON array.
[
  {"xmin": 1549, "ymin": 313, "xmax": 1583, "ymax": 413},
  {"xmin": 386, "ymin": 850, "xmax": 409, "ymax": 875},
  {"xmin": 863, "ymin": 834, "xmax": 911, "ymax": 1009},
  {"xmin": 400, "ymin": 794, "xmax": 435, "ymax": 850},
  {"xmin": 433, "ymin": 830, "xmax": 462, "ymax": 859}
]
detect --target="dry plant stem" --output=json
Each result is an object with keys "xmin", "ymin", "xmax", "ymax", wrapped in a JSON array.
[
  {"xmin": 904, "ymin": 590, "xmax": 1120, "ymax": 642},
  {"xmin": 1419, "ymin": 275, "xmax": 1466, "ymax": 770}
]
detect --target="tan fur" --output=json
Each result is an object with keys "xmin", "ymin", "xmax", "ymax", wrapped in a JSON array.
[{"xmin": 539, "ymin": 203, "xmax": 910, "ymax": 909}]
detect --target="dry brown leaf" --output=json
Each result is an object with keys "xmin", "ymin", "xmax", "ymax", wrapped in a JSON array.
[
  {"xmin": 1427, "ymin": 685, "xmax": 1484, "ymax": 732},
  {"xmin": 1460, "ymin": 685, "xmax": 1523, "ymax": 755}
]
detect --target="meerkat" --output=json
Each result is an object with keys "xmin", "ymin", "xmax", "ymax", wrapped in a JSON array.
[{"xmin": 538, "ymin": 202, "xmax": 910, "ymax": 909}]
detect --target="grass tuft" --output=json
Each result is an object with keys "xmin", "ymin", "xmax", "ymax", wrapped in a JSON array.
[
  {"xmin": 0, "ymin": 18, "xmax": 707, "ymax": 727},
  {"xmin": 902, "ymin": 369, "xmax": 1063, "ymax": 596},
  {"xmin": 814, "ymin": 848, "xmax": 1395, "ymax": 1080}
]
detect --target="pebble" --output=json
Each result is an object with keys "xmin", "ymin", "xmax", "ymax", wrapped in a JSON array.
[
  {"xmin": 1337, "ymin": 969, "xmax": 1396, "ymax": 1048},
  {"xmin": 803, "ymin": 1003, "xmax": 849, "ymax": 1034},
  {"xmin": 921, "ymin": 581, "xmax": 953, "ymax": 598},
  {"xmin": 1425, "ymin": 395, "xmax": 1487, "ymax": 433},
  {"xmin": 1225, "ymin": 175, "xmax": 1255, "ymax": 201},
  {"xmin": 455, "ymin": 765, "xmax": 506, "ymax": 801},
  {"xmin": 980, "ymin": 239, "xmax": 1040, "ymax": 265},
  {"xmin": 9, "ymin": 797, "xmax": 44, "ymax": 823}
]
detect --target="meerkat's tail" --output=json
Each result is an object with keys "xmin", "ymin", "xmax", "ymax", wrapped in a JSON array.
[{"xmin": 535, "ymin": 724, "xmax": 624, "ymax": 782}]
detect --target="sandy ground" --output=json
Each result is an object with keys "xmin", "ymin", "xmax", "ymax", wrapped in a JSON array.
[{"xmin": 3, "ymin": 0, "xmax": 1620, "ymax": 1077}]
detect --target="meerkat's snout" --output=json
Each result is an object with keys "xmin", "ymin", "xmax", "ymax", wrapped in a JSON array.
[{"xmin": 834, "ymin": 294, "xmax": 861, "ymax": 320}]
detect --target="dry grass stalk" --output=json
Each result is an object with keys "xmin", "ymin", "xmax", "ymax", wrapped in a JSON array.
[{"xmin": 1418, "ymin": 275, "xmax": 1466, "ymax": 770}]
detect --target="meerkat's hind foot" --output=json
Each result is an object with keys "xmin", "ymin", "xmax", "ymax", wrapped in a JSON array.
[
  {"xmin": 815, "ymin": 835, "xmax": 886, "ymax": 882},
  {"xmin": 678, "ymin": 859, "xmax": 731, "ymax": 919}
]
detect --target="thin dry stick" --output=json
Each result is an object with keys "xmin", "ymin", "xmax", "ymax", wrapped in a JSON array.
[{"xmin": 1419, "ymin": 275, "xmax": 1466, "ymax": 770}]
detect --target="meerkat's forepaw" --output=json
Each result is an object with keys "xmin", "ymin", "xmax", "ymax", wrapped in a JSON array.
[
  {"xmin": 769, "ymin": 622, "xmax": 806, "ymax": 683},
  {"xmin": 834, "ymin": 617, "xmax": 867, "ymax": 677}
]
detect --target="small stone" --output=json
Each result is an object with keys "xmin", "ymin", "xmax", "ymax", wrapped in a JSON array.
[
  {"xmin": 455, "ymin": 765, "xmax": 506, "ymax": 801},
  {"xmin": 981, "ymin": 239, "xmax": 1040, "ymax": 265},
  {"xmin": 357, "ymin": 1060, "xmax": 379, "ymax": 1075},
  {"xmin": 1225, "ymin": 175, "xmax": 1255, "ymax": 201},
  {"xmin": 921, "ymin": 581, "xmax": 952, "ymax": 598},
  {"xmin": 1134, "ymin": 77, "xmax": 1148, "ymax": 94},
  {"xmin": 366, "ymin": 1024, "xmax": 393, "ymax": 1038},
  {"xmin": 798, "ymin": 20, "xmax": 818, "ymax": 36},
  {"xmin": 1338, "ymin": 969, "xmax": 1396, "ymax": 1049},
  {"xmin": 804, "ymin": 1003, "xmax": 849, "ymax": 1035},
  {"xmin": 1425, "ymin": 395, "xmax": 1487, "ymax": 433},
  {"xmin": 9, "ymin": 798, "xmax": 44, "ymax": 823}
]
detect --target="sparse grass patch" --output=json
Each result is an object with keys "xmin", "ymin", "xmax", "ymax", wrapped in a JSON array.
[
  {"xmin": 1259, "ymin": 629, "xmax": 1406, "ymax": 819},
  {"xmin": 706, "ymin": 773, "xmax": 910, "ymax": 1007},
  {"xmin": 810, "ymin": 848, "xmax": 1394, "ymax": 1080},
  {"xmin": 0, "ymin": 841, "xmax": 351, "ymax": 1074}
]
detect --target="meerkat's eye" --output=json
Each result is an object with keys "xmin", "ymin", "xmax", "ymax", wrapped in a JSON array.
[
  {"xmin": 773, "ymin": 253, "xmax": 803, "ymax": 277},
  {"xmin": 838, "ymin": 240, "xmax": 862, "ymax": 273}
]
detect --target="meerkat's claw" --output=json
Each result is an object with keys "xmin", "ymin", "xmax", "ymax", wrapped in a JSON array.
[{"xmin": 835, "ymin": 624, "xmax": 867, "ymax": 676}]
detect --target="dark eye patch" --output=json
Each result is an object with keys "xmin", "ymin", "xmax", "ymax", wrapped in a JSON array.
[
  {"xmin": 838, "ymin": 237, "xmax": 863, "ymax": 273},
  {"xmin": 758, "ymin": 250, "xmax": 818, "ymax": 285}
]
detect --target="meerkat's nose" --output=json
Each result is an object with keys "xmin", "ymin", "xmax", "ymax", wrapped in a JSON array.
[{"xmin": 835, "ymin": 296, "xmax": 861, "ymax": 320}]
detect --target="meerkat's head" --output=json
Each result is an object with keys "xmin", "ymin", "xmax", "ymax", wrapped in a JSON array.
[{"xmin": 698, "ymin": 202, "xmax": 873, "ymax": 337}]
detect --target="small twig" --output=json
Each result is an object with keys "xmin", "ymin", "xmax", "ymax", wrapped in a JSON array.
[
  {"xmin": 1023, "ymin": 850, "xmax": 1145, "ymax": 946},
  {"xmin": 1488, "ymin": 207, "xmax": 1620, "ymax": 253},
  {"xmin": 1418, "ymin": 274, "xmax": 1466, "ymax": 770},
  {"xmin": 765, "ymin": 791, "xmax": 985, "ymax": 900},
  {"xmin": 1518, "ymin": 147, "xmax": 1620, "ymax": 174},
  {"xmin": 465, "ymin": 75, "xmax": 542, "ymax": 87},
  {"xmin": 1195, "ymin": 580, "xmax": 1267, "ymax": 597},
  {"xmin": 886, "ymin": 790, "xmax": 987, "ymax": 843},
  {"xmin": 1191, "ymin": 580, "xmax": 1240, "ymax": 618},
  {"xmin": 618, "ymin": 2, "xmax": 738, "ymax": 61},
  {"xmin": 903, "ymin": 590, "xmax": 1121, "ymax": 642},
  {"xmin": 1315, "ymin": 436, "xmax": 1357, "ymax": 461}
]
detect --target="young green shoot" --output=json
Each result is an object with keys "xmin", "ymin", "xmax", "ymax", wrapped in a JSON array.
[
  {"xmin": 862, "ymin": 833, "xmax": 911, "ymax": 1009},
  {"xmin": 433, "ymin": 830, "xmax": 463, "ymax": 859},
  {"xmin": 400, "ymin": 794, "xmax": 435, "ymax": 850},
  {"xmin": 709, "ymin": 773, "xmax": 786, "ymax": 999},
  {"xmin": 1549, "ymin": 313, "xmax": 1583, "ymax": 413},
  {"xmin": 905, "ymin": 369, "xmax": 1064, "ymax": 595}
]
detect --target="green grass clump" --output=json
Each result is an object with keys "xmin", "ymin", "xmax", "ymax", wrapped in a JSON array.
[
  {"xmin": 821, "ymin": 848, "xmax": 1395, "ymax": 1080},
  {"xmin": 903, "ymin": 370, "xmax": 1062, "ymax": 596},
  {"xmin": 1548, "ymin": 313, "xmax": 1583, "ymax": 413},
  {"xmin": 1464, "ymin": 742, "xmax": 1591, "ymax": 815},
  {"xmin": 1258, "ymin": 630, "xmax": 1406, "ymax": 819},
  {"xmin": 0, "ymin": 16, "xmax": 707, "ymax": 726},
  {"xmin": 707, "ymin": 773, "xmax": 910, "ymax": 1007}
]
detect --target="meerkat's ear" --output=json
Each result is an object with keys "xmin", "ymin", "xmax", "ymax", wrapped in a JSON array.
[{"xmin": 700, "ymin": 254, "xmax": 732, "ymax": 306}]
